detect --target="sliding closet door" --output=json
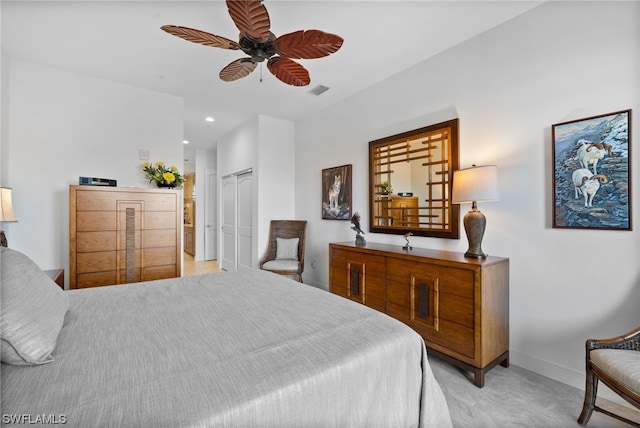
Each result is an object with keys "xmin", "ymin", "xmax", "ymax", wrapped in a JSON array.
[
  {"xmin": 236, "ymin": 171, "xmax": 253, "ymax": 270},
  {"xmin": 220, "ymin": 169, "xmax": 253, "ymax": 271},
  {"xmin": 220, "ymin": 175, "xmax": 236, "ymax": 271}
]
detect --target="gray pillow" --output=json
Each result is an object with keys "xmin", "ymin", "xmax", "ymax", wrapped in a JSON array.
[
  {"xmin": 1, "ymin": 247, "xmax": 69, "ymax": 365},
  {"xmin": 276, "ymin": 237, "xmax": 299, "ymax": 260}
]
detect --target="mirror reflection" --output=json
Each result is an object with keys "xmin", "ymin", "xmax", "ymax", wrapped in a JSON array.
[{"xmin": 369, "ymin": 119, "xmax": 460, "ymax": 238}]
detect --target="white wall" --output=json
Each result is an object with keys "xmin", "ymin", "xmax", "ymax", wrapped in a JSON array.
[
  {"xmin": 295, "ymin": 1, "xmax": 640, "ymax": 394},
  {"xmin": 217, "ymin": 114, "xmax": 295, "ymax": 267},
  {"xmin": 5, "ymin": 59, "xmax": 184, "ymax": 283}
]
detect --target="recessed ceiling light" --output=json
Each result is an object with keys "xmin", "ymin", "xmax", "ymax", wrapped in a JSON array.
[
  {"xmin": 205, "ymin": 116, "xmax": 215, "ymax": 122},
  {"xmin": 183, "ymin": 140, "xmax": 189, "ymax": 144}
]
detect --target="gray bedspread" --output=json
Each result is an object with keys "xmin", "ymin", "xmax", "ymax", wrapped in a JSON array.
[{"xmin": 1, "ymin": 268, "xmax": 451, "ymax": 427}]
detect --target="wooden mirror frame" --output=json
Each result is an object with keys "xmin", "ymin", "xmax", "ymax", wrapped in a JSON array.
[{"xmin": 368, "ymin": 118, "xmax": 460, "ymax": 238}]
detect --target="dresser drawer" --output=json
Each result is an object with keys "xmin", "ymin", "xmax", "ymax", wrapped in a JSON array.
[
  {"xmin": 387, "ymin": 258, "xmax": 474, "ymax": 299},
  {"xmin": 75, "ymin": 190, "xmax": 177, "ymax": 211},
  {"xmin": 76, "ymin": 231, "xmax": 117, "ymax": 252},
  {"xmin": 330, "ymin": 248, "xmax": 386, "ymax": 278}
]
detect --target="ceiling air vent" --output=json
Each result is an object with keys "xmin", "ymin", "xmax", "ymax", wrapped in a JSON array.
[{"xmin": 309, "ymin": 85, "xmax": 330, "ymax": 96}]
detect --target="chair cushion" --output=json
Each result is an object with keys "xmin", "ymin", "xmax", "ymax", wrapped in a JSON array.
[
  {"xmin": 262, "ymin": 259, "xmax": 300, "ymax": 272},
  {"xmin": 1, "ymin": 247, "xmax": 69, "ymax": 365},
  {"xmin": 276, "ymin": 237, "xmax": 299, "ymax": 261},
  {"xmin": 591, "ymin": 349, "xmax": 640, "ymax": 394}
]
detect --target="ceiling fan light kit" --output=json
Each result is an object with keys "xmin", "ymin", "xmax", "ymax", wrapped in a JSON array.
[{"xmin": 161, "ymin": 0, "xmax": 343, "ymax": 87}]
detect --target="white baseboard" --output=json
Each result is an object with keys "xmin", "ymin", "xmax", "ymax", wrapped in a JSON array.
[{"xmin": 510, "ymin": 350, "xmax": 629, "ymax": 407}]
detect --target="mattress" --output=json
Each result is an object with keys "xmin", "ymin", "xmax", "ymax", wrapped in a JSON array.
[{"xmin": 1, "ymin": 268, "xmax": 451, "ymax": 427}]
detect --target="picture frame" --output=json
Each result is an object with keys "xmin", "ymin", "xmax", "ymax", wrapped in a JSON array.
[
  {"xmin": 322, "ymin": 164, "xmax": 352, "ymax": 220},
  {"xmin": 552, "ymin": 109, "xmax": 632, "ymax": 230}
]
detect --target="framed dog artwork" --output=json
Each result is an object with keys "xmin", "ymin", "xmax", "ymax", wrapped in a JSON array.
[
  {"xmin": 322, "ymin": 164, "xmax": 352, "ymax": 220},
  {"xmin": 551, "ymin": 109, "xmax": 631, "ymax": 230}
]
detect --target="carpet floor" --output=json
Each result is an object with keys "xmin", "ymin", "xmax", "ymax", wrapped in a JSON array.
[{"xmin": 428, "ymin": 356, "xmax": 639, "ymax": 428}]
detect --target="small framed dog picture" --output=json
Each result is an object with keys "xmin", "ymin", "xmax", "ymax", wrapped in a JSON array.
[{"xmin": 322, "ymin": 164, "xmax": 352, "ymax": 220}]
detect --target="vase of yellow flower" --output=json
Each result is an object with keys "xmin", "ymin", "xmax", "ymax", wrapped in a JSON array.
[{"xmin": 141, "ymin": 161, "xmax": 184, "ymax": 188}]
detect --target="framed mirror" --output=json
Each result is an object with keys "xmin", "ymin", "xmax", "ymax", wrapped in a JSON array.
[{"xmin": 368, "ymin": 118, "xmax": 460, "ymax": 238}]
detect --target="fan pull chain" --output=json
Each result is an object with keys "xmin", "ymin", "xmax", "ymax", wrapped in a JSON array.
[{"xmin": 260, "ymin": 63, "xmax": 263, "ymax": 83}]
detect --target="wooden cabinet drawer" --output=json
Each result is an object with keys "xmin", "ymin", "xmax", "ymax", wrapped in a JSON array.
[
  {"xmin": 76, "ymin": 271, "xmax": 117, "ymax": 288},
  {"xmin": 76, "ymin": 251, "xmax": 116, "ymax": 273},
  {"xmin": 76, "ymin": 231, "xmax": 117, "ymax": 252},
  {"xmin": 143, "ymin": 247, "xmax": 176, "ymax": 267},
  {"xmin": 75, "ymin": 190, "xmax": 177, "ymax": 211},
  {"xmin": 143, "ymin": 265, "xmax": 177, "ymax": 281},
  {"xmin": 76, "ymin": 211, "xmax": 116, "ymax": 231},
  {"xmin": 330, "ymin": 248, "xmax": 386, "ymax": 278},
  {"xmin": 387, "ymin": 258, "xmax": 474, "ymax": 299},
  {"xmin": 387, "ymin": 300, "xmax": 475, "ymax": 358},
  {"xmin": 387, "ymin": 278, "xmax": 474, "ymax": 328}
]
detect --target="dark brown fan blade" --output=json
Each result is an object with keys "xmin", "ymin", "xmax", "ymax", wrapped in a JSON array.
[
  {"xmin": 267, "ymin": 57, "xmax": 310, "ymax": 87},
  {"xmin": 161, "ymin": 25, "xmax": 240, "ymax": 50},
  {"xmin": 273, "ymin": 30, "xmax": 343, "ymax": 59},
  {"xmin": 226, "ymin": 0, "xmax": 271, "ymax": 43},
  {"xmin": 219, "ymin": 58, "xmax": 257, "ymax": 82}
]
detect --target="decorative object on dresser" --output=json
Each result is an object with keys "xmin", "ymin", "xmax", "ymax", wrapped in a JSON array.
[
  {"xmin": 141, "ymin": 161, "xmax": 185, "ymax": 188},
  {"xmin": 0, "ymin": 187, "xmax": 18, "ymax": 247},
  {"xmin": 350, "ymin": 212, "xmax": 366, "ymax": 246},
  {"xmin": 369, "ymin": 119, "xmax": 460, "ymax": 239},
  {"xmin": 322, "ymin": 164, "xmax": 352, "ymax": 220},
  {"xmin": 451, "ymin": 164, "xmax": 500, "ymax": 259},
  {"xmin": 551, "ymin": 109, "xmax": 631, "ymax": 231},
  {"xmin": 259, "ymin": 220, "xmax": 307, "ymax": 282},
  {"xmin": 577, "ymin": 326, "xmax": 640, "ymax": 427},
  {"xmin": 329, "ymin": 241, "xmax": 509, "ymax": 387},
  {"xmin": 69, "ymin": 185, "xmax": 181, "ymax": 289}
]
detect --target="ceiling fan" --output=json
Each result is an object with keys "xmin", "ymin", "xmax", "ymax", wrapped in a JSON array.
[{"xmin": 161, "ymin": 0, "xmax": 344, "ymax": 87}]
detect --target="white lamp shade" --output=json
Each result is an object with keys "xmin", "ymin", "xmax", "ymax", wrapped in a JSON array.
[
  {"xmin": 0, "ymin": 187, "xmax": 17, "ymax": 222},
  {"xmin": 452, "ymin": 165, "xmax": 499, "ymax": 204}
]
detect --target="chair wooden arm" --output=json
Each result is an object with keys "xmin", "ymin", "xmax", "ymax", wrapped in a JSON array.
[{"xmin": 586, "ymin": 326, "xmax": 640, "ymax": 352}]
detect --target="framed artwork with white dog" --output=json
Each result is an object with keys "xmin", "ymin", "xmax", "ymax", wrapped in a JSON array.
[
  {"xmin": 551, "ymin": 109, "xmax": 631, "ymax": 230},
  {"xmin": 322, "ymin": 164, "xmax": 352, "ymax": 220}
]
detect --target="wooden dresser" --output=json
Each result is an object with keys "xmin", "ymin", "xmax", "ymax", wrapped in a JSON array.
[
  {"xmin": 329, "ymin": 242, "xmax": 509, "ymax": 387},
  {"xmin": 69, "ymin": 185, "xmax": 181, "ymax": 289}
]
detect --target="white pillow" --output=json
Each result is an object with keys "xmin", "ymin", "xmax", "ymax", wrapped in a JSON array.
[
  {"xmin": 276, "ymin": 237, "xmax": 299, "ymax": 260},
  {"xmin": 1, "ymin": 247, "xmax": 69, "ymax": 365}
]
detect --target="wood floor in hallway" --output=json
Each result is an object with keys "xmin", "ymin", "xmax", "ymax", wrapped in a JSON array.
[{"xmin": 183, "ymin": 252, "xmax": 223, "ymax": 277}]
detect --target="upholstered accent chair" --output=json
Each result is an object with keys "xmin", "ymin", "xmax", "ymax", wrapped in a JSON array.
[
  {"xmin": 259, "ymin": 220, "xmax": 307, "ymax": 283},
  {"xmin": 578, "ymin": 326, "xmax": 640, "ymax": 427}
]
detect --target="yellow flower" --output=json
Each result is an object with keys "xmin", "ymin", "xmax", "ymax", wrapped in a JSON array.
[
  {"xmin": 141, "ymin": 161, "xmax": 149, "ymax": 168},
  {"xmin": 154, "ymin": 161, "xmax": 164, "ymax": 167},
  {"xmin": 170, "ymin": 166, "xmax": 179, "ymax": 172},
  {"xmin": 162, "ymin": 172, "xmax": 176, "ymax": 183}
]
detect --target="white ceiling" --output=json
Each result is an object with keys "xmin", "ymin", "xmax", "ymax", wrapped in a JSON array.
[{"xmin": 2, "ymin": 0, "xmax": 543, "ymax": 170}]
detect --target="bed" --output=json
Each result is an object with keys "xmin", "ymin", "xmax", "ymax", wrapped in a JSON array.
[{"xmin": 1, "ymin": 247, "xmax": 452, "ymax": 427}]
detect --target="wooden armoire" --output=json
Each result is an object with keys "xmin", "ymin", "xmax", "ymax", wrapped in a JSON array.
[{"xmin": 69, "ymin": 185, "xmax": 181, "ymax": 289}]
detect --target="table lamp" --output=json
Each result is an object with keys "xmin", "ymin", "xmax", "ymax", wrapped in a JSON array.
[
  {"xmin": 451, "ymin": 165, "xmax": 499, "ymax": 258},
  {"xmin": 0, "ymin": 187, "xmax": 17, "ymax": 247}
]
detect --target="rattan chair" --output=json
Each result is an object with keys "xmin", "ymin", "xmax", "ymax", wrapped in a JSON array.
[
  {"xmin": 259, "ymin": 220, "xmax": 307, "ymax": 283},
  {"xmin": 578, "ymin": 326, "xmax": 640, "ymax": 427}
]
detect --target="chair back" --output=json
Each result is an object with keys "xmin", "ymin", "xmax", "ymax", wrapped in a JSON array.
[{"xmin": 263, "ymin": 220, "xmax": 307, "ymax": 264}]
